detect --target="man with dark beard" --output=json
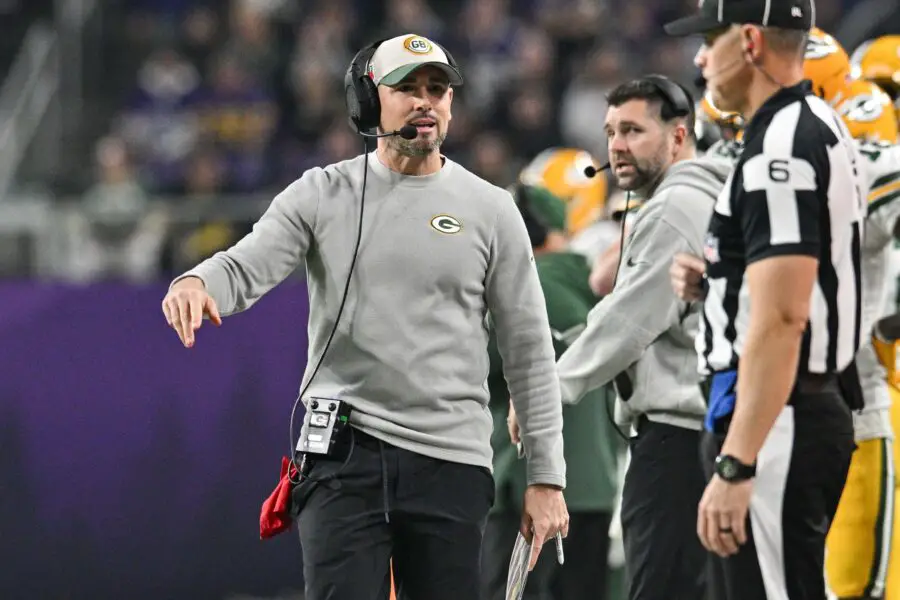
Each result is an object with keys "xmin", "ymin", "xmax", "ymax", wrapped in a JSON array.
[{"xmin": 510, "ymin": 75, "xmax": 731, "ymax": 599}]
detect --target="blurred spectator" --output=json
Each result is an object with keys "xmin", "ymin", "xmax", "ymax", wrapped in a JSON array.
[
  {"xmin": 297, "ymin": 118, "xmax": 359, "ymax": 173},
  {"xmin": 159, "ymin": 147, "xmax": 253, "ymax": 277},
  {"xmin": 504, "ymin": 86, "xmax": 561, "ymax": 162},
  {"xmin": 559, "ymin": 44, "xmax": 627, "ymax": 159},
  {"xmin": 456, "ymin": 0, "xmax": 522, "ymax": 112},
  {"xmin": 83, "ymin": 136, "xmax": 149, "ymax": 221},
  {"xmin": 534, "ymin": 0, "xmax": 605, "ymax": 64},
  {"xmin": 378, "ymin": 0, "xmax": 446, "ymax": 40},
  {"xmin": 66, "ymin": 136, "xmax": 168, "ymax": 283},
  {"xmin": 287, "ymin": 1, "xmax": 356, "ymax": 80},
  {"xmin": 438, "ymin": 100, "xmax": 475, "ymax": 159},
  {"xmin": 125, "ymin": 0, "xmax": 204, "ymax": 46},
  {"xmin": 180, "ymin": 5, "xmax": 223, "ymax": 70},
  {"xmin": 275, "ymin": 117, "xmax": 359, "ymax": 187},
  {"xmin": 114, "ymin": 47, "xmax": 202, "ymax": 194},
  {"xmin": 31, "ymin": 0, "xmax": 887, "ymax": 286},
  {"xmin": 508, "ymin": 25, "xmax": 558, "ymax": 89},
  {"xmin": 282, "ymin": 60, "xmax": 342, "ymax": 144},
  {"xmin": 179, "ymin": 145, "xmax": 229, "ymax": 198},
  {"xmin": 218, "ymin": 0, "xmax": 280, "ymax": 87},
  {"xmin": 619, "ymin": 3, "xmax": 656, "ymax": 54},
  {"xmin": 193, "ymin": 51, "xmax": 277, "ymax": 192},
  {"xmin": 467, "ymin": 130, "xmax": 519, "ymax": 189},
  {"xmin": 648, "ymin": 37, "xmax": 702, "ymax": 85}
]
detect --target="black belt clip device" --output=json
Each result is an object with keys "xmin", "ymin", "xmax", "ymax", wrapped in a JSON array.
[{"xmin": 298, "ymin": 398, "xmax": 353, "ymax": 457}]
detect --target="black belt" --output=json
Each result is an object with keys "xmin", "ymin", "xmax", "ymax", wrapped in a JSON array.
[
  {"xmin": 793, "ymin": 372, "xmax": 840, "ymax": 395},
  {"xmin": 699, "ymin": 372, "xmax": 841, "ymax": 397},
  {"xmin": 699, "ymin": 368, "xmax": 862, "ymax": 411}
]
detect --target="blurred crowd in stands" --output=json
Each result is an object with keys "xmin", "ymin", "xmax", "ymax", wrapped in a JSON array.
[{"xmin": 22, "ymin": 0, "xmax": 853, "ymax": 281}]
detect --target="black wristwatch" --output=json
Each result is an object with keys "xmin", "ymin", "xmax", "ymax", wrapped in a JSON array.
[{"xmin": 714, "ymin": 454, "xmax": 756, "ymax": 482}]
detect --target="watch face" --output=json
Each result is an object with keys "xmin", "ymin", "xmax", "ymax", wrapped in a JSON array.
[{"xmin": 721, "ymin": 459, "xmax": 737, "ymax": 478}]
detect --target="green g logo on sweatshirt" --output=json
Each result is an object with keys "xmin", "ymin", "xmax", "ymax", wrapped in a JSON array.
[{"xmin": 430, "ymin": 214, "xmax": 462, "ymax": 234}]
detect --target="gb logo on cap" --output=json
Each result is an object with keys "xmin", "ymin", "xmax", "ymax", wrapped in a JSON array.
[{"xmin": 404, "ymin": 36, "xmax": 433, "ymax": 54}]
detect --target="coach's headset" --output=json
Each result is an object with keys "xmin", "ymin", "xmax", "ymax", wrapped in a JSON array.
[
  {"xmin": 288, "ymin": 39, "xmax": 464, "ymax": 484},
  {"xmin": 344, "ymin": 37, "xmax": 462, "ymax": 135},
  {"xmin": 642, "ymin": 74, "xmax": 695, "ymax": 128}
]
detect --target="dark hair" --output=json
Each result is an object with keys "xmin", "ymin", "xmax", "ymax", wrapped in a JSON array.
[
  {"xmin": 762, "ymin": 27, "xmax": 808, "ymax": 57},
  {"xmin": 606, "ymin": 78, "xmax": 697, "ymax": 142}
]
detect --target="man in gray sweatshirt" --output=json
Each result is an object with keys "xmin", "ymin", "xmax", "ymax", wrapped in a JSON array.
[
  {"xmin": 511, "ymin": 76, "xmax": 730, "ymax": 599},
  {"xmin": 160, "ymin": 34, "xmax": 567, "ymax": 600}
]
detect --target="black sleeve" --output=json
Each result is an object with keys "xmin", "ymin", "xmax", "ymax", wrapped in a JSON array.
[{"xmin": 736, "ymin": 129, "xmax": 824, "ymax": 264}]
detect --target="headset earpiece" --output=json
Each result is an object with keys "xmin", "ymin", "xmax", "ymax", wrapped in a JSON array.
[
  {"xmin": 344, "ymin": 40, "xmax": 385, "ymax": 135},
  {"xmin": 438, "ymin": 43, "xmax": 460, "ymax": 74},
  {"xmin": 642, "ymin": 74, "xmax": 694, "ymax": 120}
]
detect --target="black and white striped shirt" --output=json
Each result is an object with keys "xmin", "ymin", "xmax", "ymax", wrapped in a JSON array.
[{"xmin": 699, "ymin": 82, "xmax": 867, "ymax": 375}]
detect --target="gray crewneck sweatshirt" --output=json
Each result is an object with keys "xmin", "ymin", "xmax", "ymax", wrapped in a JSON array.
[{"xmin": 174, "ymin": 152, "xmax": 566, "ymax": 488}]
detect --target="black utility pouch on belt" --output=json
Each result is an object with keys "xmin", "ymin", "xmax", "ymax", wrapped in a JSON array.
[{"xmin": 837, "ymin": 359, "xmax": 865, "ymax": 412}]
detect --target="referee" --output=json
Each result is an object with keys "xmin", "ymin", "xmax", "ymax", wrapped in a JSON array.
[{"xmin": 666, "ymin": 0, "xmax": 868, "ymax": 597}]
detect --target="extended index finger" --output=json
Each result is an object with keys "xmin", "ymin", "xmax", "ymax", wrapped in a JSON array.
[
  {"xmin": 188, "ymin": 295, "xmax": 204, "ymax": 331},
  {"xmin": 178, "ymin": 299, "xmax": 194, "ymax": 347}
]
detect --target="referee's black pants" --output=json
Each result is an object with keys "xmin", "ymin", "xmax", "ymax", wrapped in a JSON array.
[
  {"xmin": 291, "ymin": 427, "xmax": 495, "ymax": 600},
  {"xmin": 621, "ymin": 417, "xmax": 708, "ymax": 600},
  {"xmin": 701, "ymin": 377, "xmax": 856, "ymax": 600}
]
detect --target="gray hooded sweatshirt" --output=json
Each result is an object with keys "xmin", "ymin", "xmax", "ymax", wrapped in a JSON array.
[{"xmin": 557, "ymin": 156, "xmax": 732, "ymax": 431}]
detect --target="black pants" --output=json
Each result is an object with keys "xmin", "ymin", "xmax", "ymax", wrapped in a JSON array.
[
  {"xmin": 621, "ymin": 419, "xmax": 707, "ymax": 600},
  {"xmin": 481, "ymin": 509, "xmax": 612, "ymax": 600},
  {"xmin": 701, "ymin": 383, "xmax": 855, "ymax": 600},
  {"xmin": 292, "ymin": 428, "xmax": 495, "ymax": 600}
]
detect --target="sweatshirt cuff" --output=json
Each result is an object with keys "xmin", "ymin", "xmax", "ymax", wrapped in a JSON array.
[
  {"xmin": 169, "ymin": 269, "xmax": 229, "ymax": 318},
  {"xmin": 526, "ymin": 469, "xmax": 566, "ymax": 489},
  {"xmin": 169, "ymin": 271, "xmax": 208, "ymax": 292}
]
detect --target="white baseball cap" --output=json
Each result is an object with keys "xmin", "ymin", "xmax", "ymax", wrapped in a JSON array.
[{"xmin": 367, "ymin": 34, "xmax": 463, "ymax": 87}]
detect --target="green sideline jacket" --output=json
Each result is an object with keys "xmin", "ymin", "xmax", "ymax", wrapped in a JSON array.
[{"xmin": 488, "ymin": 251, "xmax": 622, "ymax": 513}]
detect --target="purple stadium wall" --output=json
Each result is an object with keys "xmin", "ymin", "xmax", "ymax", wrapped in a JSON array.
[{"xmin": 0, "ymin": 282, "xmax": 312, "ymax": 598}]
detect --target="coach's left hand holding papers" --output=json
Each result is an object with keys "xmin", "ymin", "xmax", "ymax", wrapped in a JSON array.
[
  {"xmin": 507, "ymin": 399, "xmax": 569, "ymax": 571},
  {"xmin": 521, "ymin": 484, "xmax": 569, "ymax": 571}
]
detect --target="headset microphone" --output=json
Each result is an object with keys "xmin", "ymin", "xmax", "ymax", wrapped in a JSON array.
[
  {"xmin": 584, "ymin": 163, "xmax": 611, "ymax": 178},
  {"xmin": 360, "ymin": 124, "xmax": 419, "ymax": 140}
]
